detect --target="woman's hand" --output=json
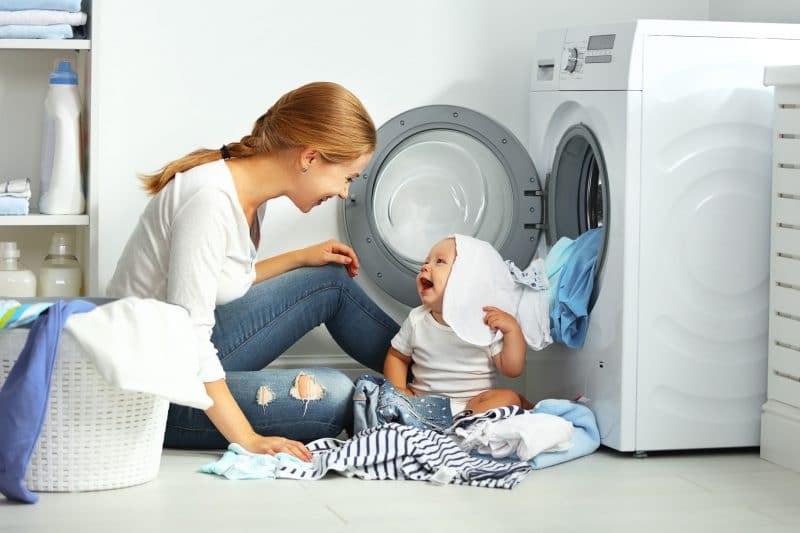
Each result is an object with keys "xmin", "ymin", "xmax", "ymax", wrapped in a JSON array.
[
  {"xmin": 241, "ymin": 433, "xmax": 313, "ymax": 461},
  {"xmin": 298, "ymin": 239, "xmax": 359, "ymax": 277}
]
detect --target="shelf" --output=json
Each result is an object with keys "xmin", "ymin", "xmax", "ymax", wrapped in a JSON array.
[
  {"xmin": 0, "ymin": 39, "xmax": 90, "ymax": 50},
  {"xmin": 0, "ymin": 214, "xmax": 89, "ymax": 226}
]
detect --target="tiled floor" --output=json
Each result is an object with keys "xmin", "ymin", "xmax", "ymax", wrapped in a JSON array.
[{"xmin": 2, "ymin": 447, "xmax": 799, "ymax": 533}]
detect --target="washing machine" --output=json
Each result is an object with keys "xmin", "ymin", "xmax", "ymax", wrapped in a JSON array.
[{"xmin": 344, "ymin": 20, "xmax": 800, "ymax": 453}]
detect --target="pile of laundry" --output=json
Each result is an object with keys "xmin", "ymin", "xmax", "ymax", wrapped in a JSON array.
[
  {"xmin": 0, "ymin": 179, "xmax": 32, "ymax": 215},
  {"xmin": 200, "ymin": 376, "xmax": 600, "ymax": 490},
  {"xmin": 0, "ymin": 0, "xmax": 87, "ymax": 40}
]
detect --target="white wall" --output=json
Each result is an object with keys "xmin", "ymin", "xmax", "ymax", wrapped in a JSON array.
[
  {"xmin": 710, "ymin": 0, "xmax": 800, "ymax": 23},
  {"xmin": 92, "ymin": 0, "xmax": 708, "ymax": 358}
]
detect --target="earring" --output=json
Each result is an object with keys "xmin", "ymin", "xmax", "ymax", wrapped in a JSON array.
[{"xmin": 302, "ymin": 167, "xmax": 308, "ymax": 174}]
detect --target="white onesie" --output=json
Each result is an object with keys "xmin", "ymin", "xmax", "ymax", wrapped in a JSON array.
[{"xmin": 391, "ymin": 305, "xmax": 503, "ymax": 415}]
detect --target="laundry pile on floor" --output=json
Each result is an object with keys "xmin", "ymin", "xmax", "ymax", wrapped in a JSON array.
[
  {"xmin": 0, "ymin": 179, "xmax": 32, "ymax": 215},
  {"xmin": 200, "ymin": 401, "xmax": 600, "ymax": 489},
  {"xmin": 0, "ymin": 0, "xmax": 87, "ymax": 39}
]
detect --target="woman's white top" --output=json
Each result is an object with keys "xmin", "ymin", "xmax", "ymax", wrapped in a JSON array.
[{"xmin": 107, "ymin": 160, "xmax": 262, "ymax": 382}]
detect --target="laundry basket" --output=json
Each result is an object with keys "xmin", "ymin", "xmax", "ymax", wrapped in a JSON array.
[{"xmin": 0, "ymin": 327, "xmax": 170, "ymax": 492}]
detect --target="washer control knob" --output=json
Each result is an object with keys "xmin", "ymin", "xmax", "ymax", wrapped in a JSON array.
[{"xmin": 562, "ymin": 47, "xmax": 578, "ymax": 73}]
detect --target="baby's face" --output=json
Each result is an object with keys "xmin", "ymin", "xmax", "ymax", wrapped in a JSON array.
[{"xmin": 417, "ymin": 238, "xmax": 456, "ymax": 312}]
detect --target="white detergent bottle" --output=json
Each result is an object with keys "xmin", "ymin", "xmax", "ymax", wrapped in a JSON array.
[
  {"xmin": 38, "ymin": 233, "xmax": 82, "ymax": 297},
  {"xmin": 0, "ymin": 242, "xmax": 37, "ymax": 297},
  {"xmin": 39, "ymin": 59, "xmax": 85, "ymax": 215}
]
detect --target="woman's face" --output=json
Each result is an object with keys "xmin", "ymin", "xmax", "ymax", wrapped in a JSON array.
[{"xmin": 293, "ymin": 152, "xmax": 372, "ymax": 213}]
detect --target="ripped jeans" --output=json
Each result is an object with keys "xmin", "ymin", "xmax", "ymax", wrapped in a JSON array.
[{"xmin": 164, "ymin": 265, "xmax": 399, "ymax": 449}]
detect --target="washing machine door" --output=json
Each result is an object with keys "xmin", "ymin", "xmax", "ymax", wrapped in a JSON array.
[
  {"xmin": 344, "ymin": 105, "xmax": 543, "ymax": 307},
  {"xmin": 546, "ymin": 123, "xmax": 610, "ymax": 297}
]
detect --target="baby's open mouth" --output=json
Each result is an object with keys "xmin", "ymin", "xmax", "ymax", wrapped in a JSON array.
[{"xmin": 420, "ymin": 278, "xmax": 433, "ymax": 289}]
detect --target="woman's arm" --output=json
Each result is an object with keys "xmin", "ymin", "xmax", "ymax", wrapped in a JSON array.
[
  {"xmin": 383, "ymin": 347, "xmax": 415, "ymax": 396},
  {"xmin": 204, "ymin": 379, "xmax": 311, "ymax": 460},
  {"xmin": 255, "ymin": 239, "xmax": 360, "ymax": 283}
]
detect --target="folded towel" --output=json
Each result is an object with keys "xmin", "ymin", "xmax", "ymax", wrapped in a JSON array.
[
  {"xmin": 0, "ymin": 178, "xmax": 31, "ymax": 199},
  {"xmin": 0, "ymin": 0, "xmax": 81, "ymax": 11},
  {"xmin": 0, "ymin": 24, "xmax": 72, "ymax": 39},
  {"xmin": 0, "ymin": 10, "xmax": 86, "ymax": 26},
  {"xmin": 0, "ymin": 196, "xmax": 29, "ymax": 216}
]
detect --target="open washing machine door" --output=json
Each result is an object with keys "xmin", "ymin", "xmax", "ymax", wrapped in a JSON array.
[{"xmin": 343, "ymin": 105, "xmax": 544, "ymax": 306}]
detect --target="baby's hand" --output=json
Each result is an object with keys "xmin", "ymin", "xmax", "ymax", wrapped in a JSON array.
[{"xmin": 482, "ymin": 306, "xmax": 522, "ymax": 336}]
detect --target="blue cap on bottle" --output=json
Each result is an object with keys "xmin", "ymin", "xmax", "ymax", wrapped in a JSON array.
[{"xmin": 49, "ymin": 60, "xmax": 78, "ymax": 85}]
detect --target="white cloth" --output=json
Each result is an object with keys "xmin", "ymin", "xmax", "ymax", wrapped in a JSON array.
[
  {"xmin": 391, "ymin": 305, "xmax": 502, "ymax": 409},
  {"xmin": 0, "ymin": 10, "xmax": 87, "ymax": 26},
  {"xmin": 0, "ymin": 178, "xmax": 31, "ymax": 199},
  {"xmin": 107, "ymin": 160, "xmax": 264, "ymax": 382},
  {"xmin": 64, "ymin": 297, "xmax": 213, "ymax": 410},
  {"xmin": 454, "ymin": 412, "xmax": 573, "ymax": 461},
  {"xmin": 442, "ymin": 234, "xmax": 552, "ymax": 350}
]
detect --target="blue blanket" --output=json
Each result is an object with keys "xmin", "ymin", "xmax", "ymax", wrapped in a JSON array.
[{"xmin": 0, "ymin": 299, "xmax": 95, "ymax": 503}]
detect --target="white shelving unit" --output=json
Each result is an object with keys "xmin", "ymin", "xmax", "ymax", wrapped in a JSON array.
[
  {"xmin": 0, "ymin": 16, "xmax": 94, "ymax": 295},
  {"xmin": 761, "ymin": 65, "xmax": 800, "ymax": 473}
]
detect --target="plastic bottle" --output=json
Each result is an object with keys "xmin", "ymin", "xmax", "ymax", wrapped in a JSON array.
[
  {"xmin": 0, "ymin": 242, "xmax": 37, "ymax": 297},
  {"xmin": 38, "ymin": 233, "xmax": 82, "ymax": 297},
  {"xmin": 39, "ymin": 59, "xmax": 85, "ymax": 215}
]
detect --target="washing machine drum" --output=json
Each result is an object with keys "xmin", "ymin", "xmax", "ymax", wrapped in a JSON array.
[{"xmin": 343, "ymin": 105, "xmax": 544, "ymax": 307}]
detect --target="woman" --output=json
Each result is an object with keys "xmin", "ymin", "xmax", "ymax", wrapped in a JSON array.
[{"xmin": 107, "ymin": 82, "xmax": 399, "ymax": 460}]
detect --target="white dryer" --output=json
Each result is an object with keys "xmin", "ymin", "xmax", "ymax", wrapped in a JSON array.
[
  {"xmin": 528, "ymin": 20, "xmax": 800, "ymax": 453},
  {"xmin": 343, "ymin": 20, "xmax": 800, "ymax": 453}
]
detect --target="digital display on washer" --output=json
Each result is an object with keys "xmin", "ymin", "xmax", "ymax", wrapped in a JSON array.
[{"xmin": 587, "ymin": 34, "xmax": 615, "ymax": 50}]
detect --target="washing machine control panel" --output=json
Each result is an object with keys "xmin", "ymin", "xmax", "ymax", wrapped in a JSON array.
[{"xmin": 560, "ymin": 33, "xmax": 616, "ymax": 78}]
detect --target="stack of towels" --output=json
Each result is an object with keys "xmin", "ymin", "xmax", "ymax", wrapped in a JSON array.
[
  {"xmin": 0, "ymin": 1, "xmax": 87, "ymax": 39},
  {"xmin": 0, "ymin": 179, "xmax": 31, "ymax": 215}
]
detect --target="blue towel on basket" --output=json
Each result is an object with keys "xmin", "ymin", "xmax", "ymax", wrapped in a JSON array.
[{"xmin": 0, "ymin": 300, "xmax": 95, "ymax": 504}]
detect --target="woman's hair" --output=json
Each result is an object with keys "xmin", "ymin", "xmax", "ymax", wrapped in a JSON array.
[{"xmin": 141, "ymin": 81, "xmax": 376, "ymax": 195}]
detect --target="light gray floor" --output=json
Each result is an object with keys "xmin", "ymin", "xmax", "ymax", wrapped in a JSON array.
[{"xmin": 2, "ymin": 447, "xmax": 799, "ymax": 533}]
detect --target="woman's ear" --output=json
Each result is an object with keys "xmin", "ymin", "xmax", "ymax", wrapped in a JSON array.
[{"xmin": 300, "ymin": 147, "xmax": 319, "ymax": 170}]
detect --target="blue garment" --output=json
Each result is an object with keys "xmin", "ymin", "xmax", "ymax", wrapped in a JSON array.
[
  {"xmin": 0, "ymin": 299, "xmax": 95, "ymax": 504},
  {"xmin": 0, "ymin": 24, "xmax": 73, "ymax": 39},
  {"xmin": 164, "ymin": 265, "xmax": 400, "ymax": 448},
  {"xmin": 528, "ymin": 399, "xmax": 600, "ymax": 469},
  {"xmin": 544, "ymin": 236, "xmax": 576, "ymax": 308},
  {"xmin": 0, "ymin": 0, "xmax": 81, "ymax": 11},
  {"xmin": 199, "ymin": 443, "xmax": 313, "ymax": 480},
  {"xmin": 550, "ymin": 228, "xmax": 602, "ymax": 348},
  {"xmin": 0, "ymin": 196, "xmax": 29, "ymax": 215},
  {"xmin": 353, "ymin": 375, "xmax": 453, "ymax": 434}
]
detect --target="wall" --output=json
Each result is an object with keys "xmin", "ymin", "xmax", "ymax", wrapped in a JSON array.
[
  {"xmin": 92, "ymin": 0, "xmax": 708, "ymax": 362},
  {"xmin": 710, "ymin": 0, "xmax": 800, "ymax": 23}
]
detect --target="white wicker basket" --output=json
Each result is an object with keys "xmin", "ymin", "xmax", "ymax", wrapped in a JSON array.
[{"xmin": 0, "ymin": 328, "xmax": 169, "ymax": 492}]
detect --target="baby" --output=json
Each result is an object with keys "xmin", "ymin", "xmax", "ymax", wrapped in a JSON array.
[{"xmin": 384, "ymin": 236, "xmax": 532, "ymax": 417}]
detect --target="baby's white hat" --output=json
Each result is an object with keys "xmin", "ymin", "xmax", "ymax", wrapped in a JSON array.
[{"xmin": 441, "ymin": 234, "xmax": 552, "ymax": 350}]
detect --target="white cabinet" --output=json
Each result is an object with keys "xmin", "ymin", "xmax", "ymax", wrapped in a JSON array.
[
  {"xmin": 0, "ymin": 31, "xmax": 96, "ymax": 295},
  {"xmin": 761, "ymin": 65, "xmax": 800, "ymax": 473}
]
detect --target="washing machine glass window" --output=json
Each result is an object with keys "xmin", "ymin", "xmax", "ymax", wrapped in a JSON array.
[
  {"xmin": 547, "ymin": 124, "xmax": 610, "ymax": 304},
  {"xmin": 345, "ymin": 105, "xmax": 543, "ymax": 307},
  {"xmin": 372, "ymin": 129, "xmax": 515, "ymax": 271}
]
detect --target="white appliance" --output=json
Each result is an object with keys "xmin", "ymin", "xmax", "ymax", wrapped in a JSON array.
[{"xmin": 527, "ymin": 20, "xmax": 800, "ymax": 452}]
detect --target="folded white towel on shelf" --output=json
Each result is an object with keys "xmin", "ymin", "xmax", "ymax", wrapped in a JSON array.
[
  {"xmin": 0, "ymin": 178, "xmax": 31, "ymax": 199},
  {"xmin": 0, "ymin": 10, "xmax": 86, "ymax": 26}
]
